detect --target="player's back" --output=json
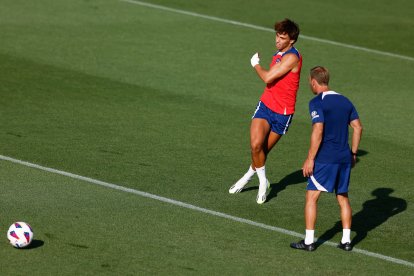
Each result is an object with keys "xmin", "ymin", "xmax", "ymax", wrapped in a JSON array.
[{"xmin": 314, "ymin": 91, "xmax": 358, "ymax": 164}]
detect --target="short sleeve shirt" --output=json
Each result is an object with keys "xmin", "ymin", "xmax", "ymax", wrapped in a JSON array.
[{"xmin": 309, "ymin": 91, "xmax": 359, "ymax": 163}]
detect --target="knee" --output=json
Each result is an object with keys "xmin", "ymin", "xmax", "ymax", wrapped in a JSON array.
[
  {"xmin": 337, "ymin": 197, "xmax": 351, "ymax": 211},
  {"xmin": 250, "ymin": 140, "xmax": 263, "ymax": 154},
  {"xmin": 306, "ymin": 191, "xmax": 321, "ymax": 205},
  {"xmin": 337, "ymin": 193, "xmax": 350, "ymax": 206}
]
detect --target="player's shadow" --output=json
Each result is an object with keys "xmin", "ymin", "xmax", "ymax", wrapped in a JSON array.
[
  {"xmin": 267, "ymin": 170, "xmax": 305, "ymax": 201},
  {"xmin": 355, "ymin": 149, "xmax": 368, "ymax": 165},
  {"xmin": 316, "ymin": 188, "xmax": 407, "ymax": 247},
  {"xmin": 243, "ymin": 169, "xmax": 305, "ymax": 201}
]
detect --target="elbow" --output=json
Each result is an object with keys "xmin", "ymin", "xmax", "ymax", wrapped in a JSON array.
[
  {"xmin": 260, "ymin": 73, "xmax": 276, "ymax": 84},
  {"xmin": 354, "ymin": 125, "xmax": 363, "ymax": 137},
  {"xmin": 351, "ymin": 120, "xmax": 363, "ymax": 134},
  {"xmin": 263, "ymin": 77, "xmax": 274, "ymax": 84}
]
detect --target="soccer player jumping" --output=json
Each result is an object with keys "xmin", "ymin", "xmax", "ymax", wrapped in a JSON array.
[
  {"xmin": 229, "ymin": 18, "xmax": 302, "ymax": 204},
  {"xmin": 291, "ymin": 66, "xmax": 363, "ymax": 251}
]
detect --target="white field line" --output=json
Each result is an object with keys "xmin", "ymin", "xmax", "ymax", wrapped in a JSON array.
[
  {"xmin": 0, "ymin": 154, "xmax": 413, "ymax": 268},
  {"xmin": 119, "ymin": 0, "xmax": 414, "ymax": 62}
]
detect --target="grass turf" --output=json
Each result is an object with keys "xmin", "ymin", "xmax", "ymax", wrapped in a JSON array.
[
  {"xmin": 1, "ymin": 161, "xmax": 413, "ymax": 275},
  {"xmin": 0, "ymin": 0, "xmax": 413, "ymax": 274}
]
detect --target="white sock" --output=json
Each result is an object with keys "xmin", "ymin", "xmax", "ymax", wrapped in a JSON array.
[
  {"xmin": 256, "ymin": 166, "xmax": 266, "ymax": 183},
  {"xmin": 233, "ymin": 166, "xmax": 256, "ymax": 188},
  {"xmin": 341, "ymin": 229, "xmax": 351, "ymax": 244},
  {"xmin": 255, "ymin": 166, "xmax": 267, "ymax": 192},
  {"xmin": 305, "ymin": 229, "xmax": 314, "ymax": 245},
  {"xmin": 243, "ymin": 165, "xmax": 256, "ymax": 181}
]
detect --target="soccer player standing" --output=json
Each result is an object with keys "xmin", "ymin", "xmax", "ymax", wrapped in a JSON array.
[
  {"xmin": 229, "ymin": 18, "xmax": 302, "ymax": 204},
  {"xmin": 291, "ymin": 66, "xmax": 363, "ymax": 251}
]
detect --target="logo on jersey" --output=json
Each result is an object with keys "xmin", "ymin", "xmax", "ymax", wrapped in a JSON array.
[
  {"xmin": 311, "ymin": 111, "xmax": 319, "ymax": 120},
  {"xmin": 276, "ymin": 58, "xmax": 281, "ymax": 63}
]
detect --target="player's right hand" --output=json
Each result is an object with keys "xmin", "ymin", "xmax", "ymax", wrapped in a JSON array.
[
  {"xmin": 302, "ymin": 158, "xmax": 314, "ymax": 177},
  {"xmin": 250, "ymin": 52, "xmax": 260, "ymax": 67},
  {"xmin": 351, "ymin": 154, "xmax": 357, "ymax": 168}
]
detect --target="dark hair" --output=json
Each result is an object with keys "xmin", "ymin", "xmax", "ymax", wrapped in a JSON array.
[
  {"xmin": 274, "ymin": 18, "xmax": 300, "ymax": 43},
  {"xmin": 310, "ymin": 66, "xmax": 330, "ymax": 85}
]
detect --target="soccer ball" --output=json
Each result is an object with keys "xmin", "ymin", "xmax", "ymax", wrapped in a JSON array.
[{"xmin": 7, "ymin": 222, "xmax": 34, "ymax": 248}]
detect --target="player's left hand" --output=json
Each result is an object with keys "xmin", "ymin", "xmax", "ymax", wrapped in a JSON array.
[
  {"xmin": 302, "ymin": 158, "xmax": 314, "ymax": 177},
  {"xmin": 250, "ymin": 52, "xmax": 260, "ymax": 67}
]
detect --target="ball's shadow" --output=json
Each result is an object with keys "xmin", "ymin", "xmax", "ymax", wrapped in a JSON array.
[{"xmin": 22, "ymin": 239, "xmax": 44, "ymax": 249}]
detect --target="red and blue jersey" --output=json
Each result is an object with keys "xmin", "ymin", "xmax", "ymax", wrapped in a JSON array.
[{"xmin": 260, "ymin": 47, "xmax": 302, "ymax": 115}]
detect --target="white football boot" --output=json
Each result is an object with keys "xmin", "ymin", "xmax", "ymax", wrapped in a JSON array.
[
  {"xmin": 229, "ymin": 177, "xmax": 251, "ymax": 194},
  {"xmin": 256, "ymin": 179, "xmax": 270, "ymax": 204}
]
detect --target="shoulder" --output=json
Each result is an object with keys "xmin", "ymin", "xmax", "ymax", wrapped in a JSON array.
[
  {"xmin": 282, "ymin": 47, "xmax": 301, "ymax": 59},
  {"xmin": 310, "ymin": 94, "xmax": 323, "ymax": 103},
  {"xmin": 309, "ymin": 94, "xmax": 323, "ymax": 109},
  {"xmin": 323, "ymin": 91, "xmax": 354, "ymax": 104},
  {"xmin": 322, "ymin": 91, "xmax": 358, "ymax": 114},
  {"xmin": 309, "ymin": 96, "xmax": 324, "ymax": 122}
]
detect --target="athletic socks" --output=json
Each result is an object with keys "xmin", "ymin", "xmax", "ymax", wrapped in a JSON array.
[
  {"xmin": 229, "ymin": 166, "xmax": 256, "ymax": 194},
  {"xmin": 303, "ymin": 229, "xmax": 350, "ymax": 245},
  {"xmin": 237, "ymin": 165, "xmax": 255, "ymax": 184},
  {"xmin": 341, "ymin": 229, "xmax": 351, "ymax": 244},
  {"xmin": 305, "ymin": 229, "xmax": 315, "ymax": 245},
  {"xmin": 256, "ymin": 166, "xmax": 267, "ymax": 192},
  {"xmin": 244, "ymin": 165, "xmax": 256, "ymax": 181}
]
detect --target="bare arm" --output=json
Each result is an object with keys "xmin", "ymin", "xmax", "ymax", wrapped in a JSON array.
[
  {"xmin": 253, "ymin": 53, "xmax": 299, "ymax": 84},
  {"xmin": 302, "ymin": 123, "xmax": 324, "ymax": 177},
  {"xmin": 349, "ymin": 119, "xmax": 363, "ymax": 167}
]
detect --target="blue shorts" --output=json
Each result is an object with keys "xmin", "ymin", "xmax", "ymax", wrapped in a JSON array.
[
  {"xmin": 307, "ymin": 162, "xmax": 351, "ymax": 194},
  {"xmin": 252, "ymin": 101, "xmax": 293, "ymax": 135}
]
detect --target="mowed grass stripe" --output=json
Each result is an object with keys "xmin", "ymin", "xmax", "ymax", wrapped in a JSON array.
[
  {"xmin": 119, "ymin": 0, "xmax": 414, "ymax": 62},
  {"xmin": 1, "ymin": 154, "xmax": 413, "ymax": 268}
]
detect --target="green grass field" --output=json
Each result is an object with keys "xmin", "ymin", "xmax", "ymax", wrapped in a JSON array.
[{"xmin": 0, "ymin": 0, "xmax": 413, "ymax": 274}]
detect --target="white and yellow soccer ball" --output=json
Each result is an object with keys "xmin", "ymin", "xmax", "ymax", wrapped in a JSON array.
[{"xmin": 7, "ymin": 222, "xmax": 34, "ymax": 248}]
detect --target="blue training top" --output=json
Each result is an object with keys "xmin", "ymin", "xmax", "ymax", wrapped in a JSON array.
[{"xmin": 309, "ymin": 91, "xmax": 359, "ymax": 164}]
